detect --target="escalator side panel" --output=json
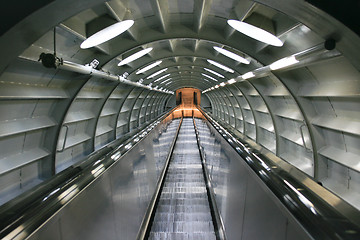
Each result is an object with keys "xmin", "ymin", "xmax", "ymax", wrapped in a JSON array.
[
  {"xmin": 28, "ymin": 119, "xmax": 180, "ymax": 240},
  {"xmin": 195, "ymin": 119, "xmax": 312, "ymax": 240}
]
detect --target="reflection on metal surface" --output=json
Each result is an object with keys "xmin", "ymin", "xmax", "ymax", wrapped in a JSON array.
[
  {"xmin": 91, "ymin": 164, "xmax": 105, "ymax": 178},
  {"xmin": 58, "ymin": 185, "xmax": 79, "ymax": 205}
]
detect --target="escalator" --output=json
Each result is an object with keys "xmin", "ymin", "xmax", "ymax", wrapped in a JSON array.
[
  {"xmin": 148, "ymin": 118, "xmax": 216, "ymax": 239},
  {"xmin": 1, "ymin": 110, "xmax": 360, "ymax": 240}
]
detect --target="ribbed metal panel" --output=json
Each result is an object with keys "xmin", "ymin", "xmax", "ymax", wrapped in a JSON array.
[{"xmin": 149, "ymin": 118, "xmax": 216, "ymax": 239}]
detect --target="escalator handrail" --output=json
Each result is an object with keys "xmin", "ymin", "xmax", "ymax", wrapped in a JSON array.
[
  {"xmin": 198, "ymin": 107, "xmax": 360, "ymax": 240},
  {"xmin": 193, "ymin": 117, "xmax": 226, "ymax": 240},
  {"xmin": 137, "ymin": 116, "xmax": 183, "ymax": 240}
]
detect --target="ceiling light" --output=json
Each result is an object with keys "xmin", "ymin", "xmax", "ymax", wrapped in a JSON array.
[
  {"xmin": 215, "ymin": 85, "xmax": 219, "ymax": 88},
  {"xmin": 227, "ymin": 20, "xmax": 283, "ymax": 47},
  {"xmin": 154, "ymin": 74, "xmax": 171, "ymax": 82},
  {"xmin": 201, "ymin": 73, "xmax": 218, "ymax": 82},
  {"xmin": 204, "ymin": 68, "xmax": 225, "ymax": 78},
  {"xmin": 220, "ymin": 82, "xmax": 226, "ymax": 87},
  {"xmin": 242, "ymin": 72, "xmax": 255, "ymax": 79},
  {"xmin": 136, "ymin": 61, "xmax": 162, "ymax": 74},
  {"xmin": 165, "ymin": 81, "xmax": 172, "ymax": 86},
  {"xmin": 203, "ymin": 79, "xmax": 210, "ymax": 83},
  {"xmin": 160, "ymin": 78, "xmax": 172, "ymax": 84},
  {"xmin": 211, "ymin": 87, "xmax": 215, "ymax": 90},
  {"xmin": 270, "ymin": 56, "xmax": 299, "ymax": 70},
  {"xmin": 147, "ymin": 68, "xmax": 168, "ymax": 79},
  {"xmin": 213, "ymin": 46, "xmax": 250, "ymax": 64},
  {"xmin": 118, "ymin": 47, "xmax": 153, "ymax": 66},
  {"xmin": 227, "ymin": 78, "xmax": 236, "ymax": 84},
  {"xmin": 207, "ymin": 60, "xmax": 234, "ymax": 73},
  {"xmin": 81, "ymin": 20, "xmax": 134, "ymax": 49}
]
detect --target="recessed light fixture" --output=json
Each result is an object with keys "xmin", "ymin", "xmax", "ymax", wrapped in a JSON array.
[
  {"xmin": 213, "ymin": 47, "xmax": 250, "ymax": 64},
  {"xmin": 227, "ymin": 20, "xmax": 283, "ymax": 47},
  {"xmin": 204, "ymin": 68, "xmax": 225, "ymax": 78},
  {"xmin": 207, "ymin": 60, "xmax": 234, "ymax": 73},
  {"xmin": 147, "ymin": 68, "xmax": 168, "ymax": 79},
  {"xmin": 242, "ymin": 71, "xmax": 255, "ymax": 79},
  {"xmin": 270, "ymin": 56, "xmax": 299, "ymax": 70},
  {"xmin": 201, "ymin": 73, "xmax": 218, "ymax": 82},
  {"xmin": 136, "ymin": 61, "xmax": 162, "ymax": 74},
  {"xmin": 220, "ymin": 82, "xmax": 226, "ymax": 87},
  {"xmin": 228, "ymin": 78, "xmax": 236, "ymax": 84},
  {"xmin": 154, "ymin": 73, "xmax": 171, "ymax": 82},
  {"xmin": 118, "ymin": 47, "xmax": 153, "ymax": 66},
  {"xmin": 215, "ymin": 85, "xmax": 219, "ymax": 88},
  {"xmin": 81, "ymin": 20, "xmax": 134, "ymax": 49},
  {"xmin": 160, "ymin": 78, "xmax": 172, "ymax": 84}
]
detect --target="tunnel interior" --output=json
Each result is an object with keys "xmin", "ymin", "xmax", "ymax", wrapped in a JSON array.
[{"xmin": 0, "ymin": 0, "xmax": 360, "ymax": 238}]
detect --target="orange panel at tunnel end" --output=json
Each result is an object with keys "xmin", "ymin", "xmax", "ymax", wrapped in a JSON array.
[{"xmin": 169, "ymin": 88, "xmax": 204, "ymax": 119}]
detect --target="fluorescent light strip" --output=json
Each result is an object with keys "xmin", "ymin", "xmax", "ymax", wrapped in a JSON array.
[
  {"xmin": 201, "ymin": 73, "xmax": 218, "ymax": 82},
  {"xmin": 118, "ymin": 48, "xmax": 153, "ymax": 66},
  {"xmin": 270, "ymin": 56, "xmax": 299, "ymax": 70},
  {"xmin": 154, "ymin": 73, "xmax": 171, "ymax": 82},
  {"xmin": 207, "ymin": 59, "xmax": 234, "ymax": 73},
  {"xmin": 227, "ymin": 20, "xmax": 283, "ymax": 47},
  {"xmin": 203, "ymin": 79, "xmax": 210, "ymax": 83},
  {"xmin": 136, "ymin": 61, "xmax": 162, "ymax": 74},
  {"xmin": 160, "ymin": 78, "xmax": 172, "ymax": 84},
  {"xmin": 242, "ymin": 71, "xmax": 255, "ymax": 80},
  {"xmin": 165, "ymin": 81, "xmax": 172, "ymax": 86},
  {"xmin": 147, "ymin": 68, "xmax": 168, "ymax": 79},
  {"xmin": 227, "ymin": 78, "xmax": 236, "ymax": 84},
  {"xmin": 213, "ymin": 46, "xmax": 250, "ymax": 64},
  {"xmin": 81, "ymin": 20, "xmax": 134, "ymax": 49},
  {"xmin": 204, "ymin": 68, "xmax": 225, "ymax": 78},
  {"xmin": 220, "ymin": 82, "xmax": 226, "ymax": 86}
]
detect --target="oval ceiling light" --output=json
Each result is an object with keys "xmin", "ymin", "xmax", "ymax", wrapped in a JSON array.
[
  {"xmin": 270, "ymin": 56, "xmax": 299, "ymax": 70},
  {"xmin": 154, "ymin": 73, "xmax": 171, "ymax": 82},
  {"xmin": 227, "ymin": 20, "xmax": 283, "ymax": 47},
  {"xmin": 118, "ymin": 47, "xmax": 153, "ymax": 66},
  {"xmin": 80, "ymin": 20, "xmax": 134, "ymax": 49},
  {"xmin": 213, "ymin": 46, "xmax": 250, "ymax": 64},
  {"xmin": 147, "ymin": 68, "xmax": 168, "ymax": 79},
  {"xmin": 201, "ymin": 73, "xmax": 218, "ymax": 82},
  {"xmin": 136, "ymin": 61, "xmax": 162, "ymax": 74},
  {"xmin": 204, "ymin": 68, "xmax": 225, "ymax": 78},
  {"xmin": 242, "ymin": 71, "xmax": 255, "ymax": 80},
  {"xmin": 207, "ymin": 60, "xmax": 234, "ymax": 73}
]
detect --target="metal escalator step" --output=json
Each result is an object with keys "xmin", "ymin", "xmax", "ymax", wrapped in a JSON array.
[
  {"xmin": 148, "ymin": 231, "xmax": 217, "ymax": 240},
  {"xmin": 150, "ymin": 221, "xmax": 214, "ymax": 233},
  {"xmin": 154, "ymin": 212, "xmax": 213, "ymax": 222}
]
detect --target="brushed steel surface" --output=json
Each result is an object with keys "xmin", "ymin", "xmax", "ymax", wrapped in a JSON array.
[{"xmin": 149, "ymin": 118, "xmax": 216, "ymax": 240}]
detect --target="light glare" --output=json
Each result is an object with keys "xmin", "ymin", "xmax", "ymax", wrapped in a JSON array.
[
  {"xmin": 154, "ymin": 73, "xmax": 171, "ymax": 82},
  {"xmin": 136, "ymin": 61, "xmax": 162, "ymax": 74},
  {"xmin": 207, "ymin": 59, "xmax": 234, "ymax": 73},
  {"xmin": 81, "ymin": 20, "xmax": 134, "ymax": 49},
  {"xmin": 201, "ymin": 73, "xmax": 218, "ymax": 82},
  {"xmin": 118, "ymin": 48, "xmax": 153, "ymax": 66},
  {"xmin": 147, "ymin": 68, "xmax": 168, "ymax": 79},
  {"xmin": 213, "ymin": 46, "xmax": 250, "ymax": 64},
  {"xmin": 242, "ymin": 72, "xmax": 255, "ymax": 79},
  {"xmin": 270, "ymin": 56, "xmax": 299, "ymax": 70},
  {"xmin": 204, "ymin": 68, "xmax": 225, "ymax": 78},
  {"xmin": 227, "ymin": 20, "xmax": 283, "ymax": 47}
]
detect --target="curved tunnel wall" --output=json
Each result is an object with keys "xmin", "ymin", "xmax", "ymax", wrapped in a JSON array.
[{"xmin": 0, "ymin": 0, "xmax": 359, "ymax": 210}]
